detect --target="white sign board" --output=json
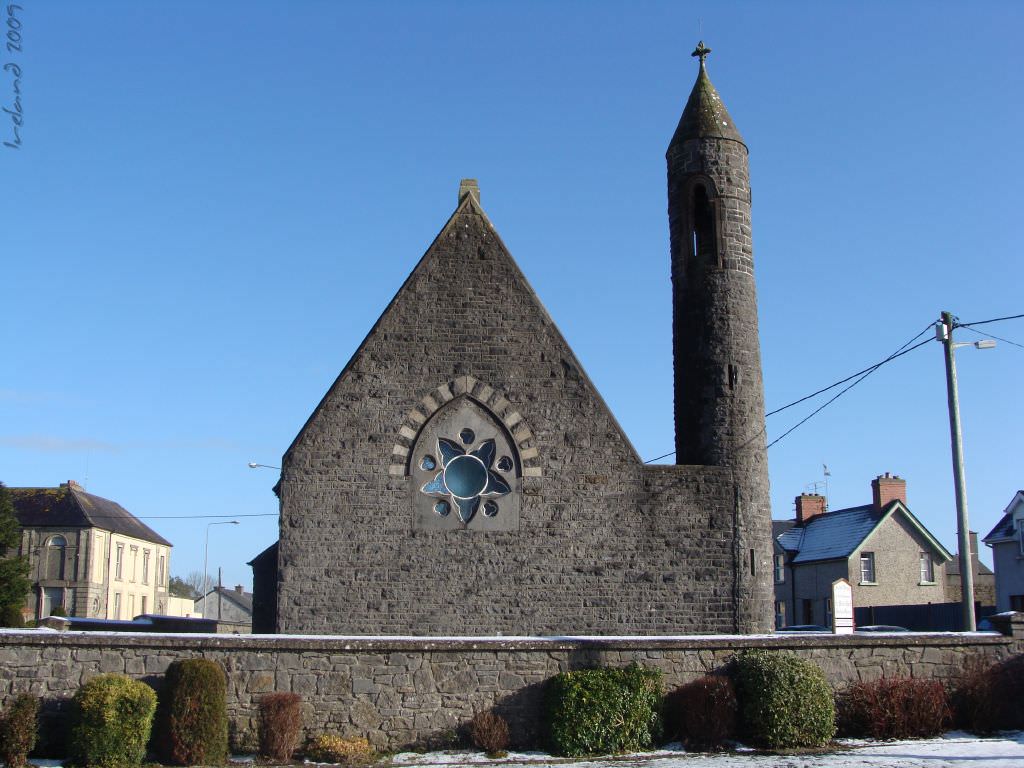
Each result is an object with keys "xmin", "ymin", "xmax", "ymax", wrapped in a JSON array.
[{"xmin": 832, "ymin": 578, "xmax": 854, "ymax": 634}]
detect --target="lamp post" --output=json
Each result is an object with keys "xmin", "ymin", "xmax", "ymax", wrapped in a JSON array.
[
  {"xmin": 203, "ymin": 521, "xmax": 239, "ymax": 610},
  {"xmin": 248, "ymin": 462, "xmax": 281, "ymax": 470},
  {"xmin": 937, "ymin": 311, "xmax": 995, "ymax": 632}
]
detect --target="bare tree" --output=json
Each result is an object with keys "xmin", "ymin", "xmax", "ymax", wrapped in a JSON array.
[{"xmin": 169, "ymin": 570, "xmax": 215, "ymax": 600}]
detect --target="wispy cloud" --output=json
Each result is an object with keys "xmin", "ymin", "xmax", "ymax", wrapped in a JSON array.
[
  {"xmin": 0, "ymin": 435, "xmax": 122, "ymax": 453},
  {"xmin": 0, "ymin": 435, "xmax": 243, "ymax": 454}
]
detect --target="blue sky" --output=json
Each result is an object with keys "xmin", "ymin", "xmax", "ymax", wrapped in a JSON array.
[{"xmin": 3, "ymin": 1, "xmax": 1022, "ymax": 590}]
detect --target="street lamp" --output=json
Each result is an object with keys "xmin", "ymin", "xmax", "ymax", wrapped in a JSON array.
[
  {"xmin": 203, "ymin": 521, "xmax": 240, "ymax": 608},
  {"xmin": 936, "ymin": 311, "xmax": 995, "ymax": 631},
  {"xmin": 248, "ymin": 462, "xmax": 281, "ymax": 470}
]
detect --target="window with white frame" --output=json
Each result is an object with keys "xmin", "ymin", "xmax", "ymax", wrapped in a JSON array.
[
  {"xmin": 774, "ymin": 601, "xmax": 786, "ymax": 629},
  {"xmin": 142, "ymin": 550, "xmax": 150, "ymax": 584},
  {"xmin": 113, "ymin": 592, "xmax": 121, "ymax": 619},
  {"xmin": 919, "ymin": 552, "xmax": 934, "ymax": 583},
  {"xmin": 860, "ymin": 551, "xmax": 876, "ymax": 583},
  {"xmin": 115, "ymin": 544, "xmax": 124, "ymax": 580},
  {"xmin": 774, "ymin": 554, "xmax": 785, "ymax": 583}
]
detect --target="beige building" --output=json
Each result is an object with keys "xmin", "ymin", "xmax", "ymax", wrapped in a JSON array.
[
  {"xmin": 773, "ymin": 474, "xmax": 953, "ymax": 628},
  {"xmin": 10, "ymin": 481, "xmax": 172, "ymax": 621}
]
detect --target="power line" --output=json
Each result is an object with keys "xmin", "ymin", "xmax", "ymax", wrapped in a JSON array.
[
  {"xmin": 643, "ymin": 323, "xmax": 935, "ymax": 462},
  {"xmin": 766, "ymin": 336, "xmax": 933, "ymax": 449},
  {"xmin": 960, "ymin": 324, "xmax": 1024, "ymax": 350},
  {"xmin": 956, "ymin": 312, "xmax": 1024, "ymax": 328},
  {"xmin": 765, "ymin": 324, "xmax": 934, "ymax": 418}
]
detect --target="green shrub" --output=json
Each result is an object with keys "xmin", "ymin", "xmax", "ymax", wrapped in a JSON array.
[
  {"xmin": 69, "ymin": 674, "xmax": 157, "ymax": 768},
  {"xmin": 257, "ymin": 692, "xmax": 302, "ymax": 761},
  {"xmin": 49, "ymin": 605, "xmax": 67, "ymax": 617},
  {"xmin": 672, "ymin": 674, "xmax": 738, "ymax": 751},
  {"xmin": 734, "ymin": 650, "xmax": 835, "ymax": 749},
  {"xmin": 839, "ymin": 677, "xmax": 949, "ymax": 739},
  {"xmin": 155, "ymin": 658, "xmax": 228, "ymax": 765},
  {"xmin": 0, "ymin": 693, "xmax": 40, "ymax": 768},
  {"xmin": 304, "ymin": 734, "xmax": 375, "ymax": 765},
  {"xmin": 546, "ymin": 665, "xmax": 662, "ymax": 757}
]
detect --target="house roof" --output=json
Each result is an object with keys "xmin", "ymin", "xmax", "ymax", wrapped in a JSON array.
[
  {"xmin": 984, "ymin": 491, "xmax": 1023, "ymax": 544},
  {"xmin": 946, "ymin": 557, "xmax": 994, "ymax": 577},
  {"xmin": 247, "ymin": 541, "xmax": 278, "ymax": 568},
  {"xmin": 773, "ymin": 501, "xmax": 952, "ymax": 565},
  {"xmin": 10, "ymin": 484, "xmax": 172, "ymax": 547},
  {"xmin": 199, "ymin": 586, "xmax": 253, "ymax": 613}
]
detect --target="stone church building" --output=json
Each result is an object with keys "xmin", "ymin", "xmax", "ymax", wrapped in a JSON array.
[{"xmin": 255, "ymin": 45, "xmax": 773, "ymax": 635}]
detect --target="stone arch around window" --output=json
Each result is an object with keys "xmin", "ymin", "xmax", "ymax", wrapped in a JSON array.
[
  {"xmin": 389, "ymin": 377, "xmax": 540, "ymax": 531},
  {"xmin": 685, "ymin": 175, "xmax": 723, "ymax": 269}
]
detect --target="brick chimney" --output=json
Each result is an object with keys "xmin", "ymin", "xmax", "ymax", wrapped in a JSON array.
[
  {"xmin": 796, "ymin": 494, "xmax": 827, "ymax": 525},
  {"xmin": 871, "ymin": 472, "xmax": 906, "ymax": 510}
]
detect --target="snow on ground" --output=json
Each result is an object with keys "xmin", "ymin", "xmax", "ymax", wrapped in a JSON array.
[
  {"xmin": 27, "ymin": 732, "xmax": 1024, "ymax": 768},
  {"xmin": 388, "ymin": 731, "xmax": 1024, "ymax": 767}
]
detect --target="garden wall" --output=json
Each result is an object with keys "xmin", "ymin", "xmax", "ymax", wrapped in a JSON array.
[{"xmin": 2, "ymin": 613, "xmax": 1022, "ymax": 752}]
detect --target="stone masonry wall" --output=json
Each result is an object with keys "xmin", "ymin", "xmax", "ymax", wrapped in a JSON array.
[
  {"xmin": 3, "ymin": 618, "xmax": 1021, "ymax": 753},
  {"xmin": 276, "ymin": 194, "xmax": 765, "ymax": 636}
]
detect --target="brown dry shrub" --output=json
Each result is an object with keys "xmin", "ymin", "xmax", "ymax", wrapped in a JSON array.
[
  {"xmin": 469, "ymin": 710, "xmax": 510, "ymax": 755},
  {"xmin": 839, "ymin": 676, "xmax": 950, "ymax": 739},
  {"xmin": 672, "ymin": 675, "xmax": 738, "ymax": 751},
  {"xmin": 258, "ymin": 692, "xmax": 302, "ymax": 761},
  {"xmin": 954, "ymin": 654, "xmax": 1024, "ymax": 733},
  {"xmin": 304, "ymin": 734, "xmax": 374, "ymax": 765}
]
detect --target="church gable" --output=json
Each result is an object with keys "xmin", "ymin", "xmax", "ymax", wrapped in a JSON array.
[{"xmin": 285, "ymin": 183, "xmax": 641, "ymax": 479}]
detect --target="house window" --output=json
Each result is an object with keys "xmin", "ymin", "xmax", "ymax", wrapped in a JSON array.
[
  {"xmin": 824, "ymin": 597, "xmax": 833, "ymax": 628},
  {"xmin": 802, "ymin": 599, "xmax": 813, "ymax": 624},
  {"xmin": 44, "ymin": 535, "xmax": 67, "ymax": 580},
  {"xmin": 774, "ymin": 554, "xmax": 785, "ymax": 583},
  {"xmin": 158, "ymin": 555, "xmax": 166, "ymax": 586},
  {"xmin": 774, "ymin": 601, "xmax": 786, "ymax": 629},
  {"xmin": 860, "ymin": 552, "xmax": 876, "ymax": 583},
  {"xmin": 1017, "ymin": 520, "xmax": 1024, "ymax": 556},
  {"xmin": 919, "ymin": 552, "xmax": 934, "ymax": 583},
  {"xmin": 128, "ymin": 594, "xmax": 135, "ymax": 618},
  {"xmin": 115, "ymin": 544, "xmax": 124, "ymax": 580},
  {"xmin": 141, "ymin": 595, "xmax": 147, "ymax": 615},
  {"xmin": 130, "ymin": 546, "xmax": 138, "ymax": 582},
  {"xmin": 113, "ymin": 592, "xmax": 121, "ymax": 619},
  {"xmin": 142, "ymin": 550, "xmax": 150, "ymax": 584}
]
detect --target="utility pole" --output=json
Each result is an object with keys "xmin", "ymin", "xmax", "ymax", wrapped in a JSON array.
[{"xmin": 938, "ymin": 311, "xmax": 975, "ymax": 631}]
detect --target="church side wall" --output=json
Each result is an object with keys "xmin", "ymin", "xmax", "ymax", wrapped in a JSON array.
[{"xmin": 2, "ymin": 624, "xmax": 1021, "ymax": 752}]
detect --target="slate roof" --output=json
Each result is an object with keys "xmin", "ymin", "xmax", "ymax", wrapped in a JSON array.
[
  {"xmin": 200, "ymin": 586, "xmax": 253, "ymax": 613},
  {"xmin": 984, "ymin": 491, "xmax": 1023, "ymax": 543},
  {"xmin": 984, "ymin": 513, "xmax": 1015, "ymax": 542},
  {"xmin": 773, "ymin": 502, "xmax": 952, "ymax": 565},
  {"xmin": 10, "ymin": 484, "xmax": 172, "ymax": 547}
]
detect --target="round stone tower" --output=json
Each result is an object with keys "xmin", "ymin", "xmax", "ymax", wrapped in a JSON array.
[{"xmin": 667, "ymin": 42, "xmax": 772, "ymax": 631}]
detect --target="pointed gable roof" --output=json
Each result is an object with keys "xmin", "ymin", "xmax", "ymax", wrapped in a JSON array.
[
  {"xmin": 285, "ymin": 182, "xmax": 641, "ymax": 464},
  {"xmin": 775, "ymin": 500, "xmax": 952, "ymax": 565},
  {"xmin": 10, "ymin": 483, "xmax": 172, "ymax": 546}
]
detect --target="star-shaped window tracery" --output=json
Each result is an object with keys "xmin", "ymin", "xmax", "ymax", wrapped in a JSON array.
[{"xmin": 420, "ymin": 436, "xmax": 511, "ymax": 523}]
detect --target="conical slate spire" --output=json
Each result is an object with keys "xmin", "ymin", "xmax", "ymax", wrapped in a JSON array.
[{"xmin": 668, "ymin": 41, "xmax": 744, "ymax": 146}]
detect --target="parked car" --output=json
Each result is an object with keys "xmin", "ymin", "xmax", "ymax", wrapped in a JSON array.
[
  {"xmin": 856, "ymin": 625, "xmax": 910, "ymax": 633},
  {"xmin": 776, "ymin": 624, "xmax": 831, "ymax": 633}
]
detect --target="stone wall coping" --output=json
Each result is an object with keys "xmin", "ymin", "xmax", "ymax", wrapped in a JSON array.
[{"xmin": 0, "ymin": 629, "xmax": 1011, "ymax": 653}]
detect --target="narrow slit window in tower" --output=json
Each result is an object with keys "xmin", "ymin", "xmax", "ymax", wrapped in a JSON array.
[{"xmin": 691, "ymin": 184, "xmax": 717, "ymax": 264}]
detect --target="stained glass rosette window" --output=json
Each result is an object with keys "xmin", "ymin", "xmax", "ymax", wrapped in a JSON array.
[{"xmin": 420, "ymin": 436, "xmax": 511, "ymax": 523}]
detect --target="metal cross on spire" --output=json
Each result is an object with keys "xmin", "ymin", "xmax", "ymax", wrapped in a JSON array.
[{"xmin": 691, "ymin": 40, "xmax": 711, "ymax": 65}]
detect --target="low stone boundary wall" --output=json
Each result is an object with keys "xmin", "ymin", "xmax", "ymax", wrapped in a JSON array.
[{"xmin": 2, "ymin": 614, "xmax": 1022, "ymax": 751}]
